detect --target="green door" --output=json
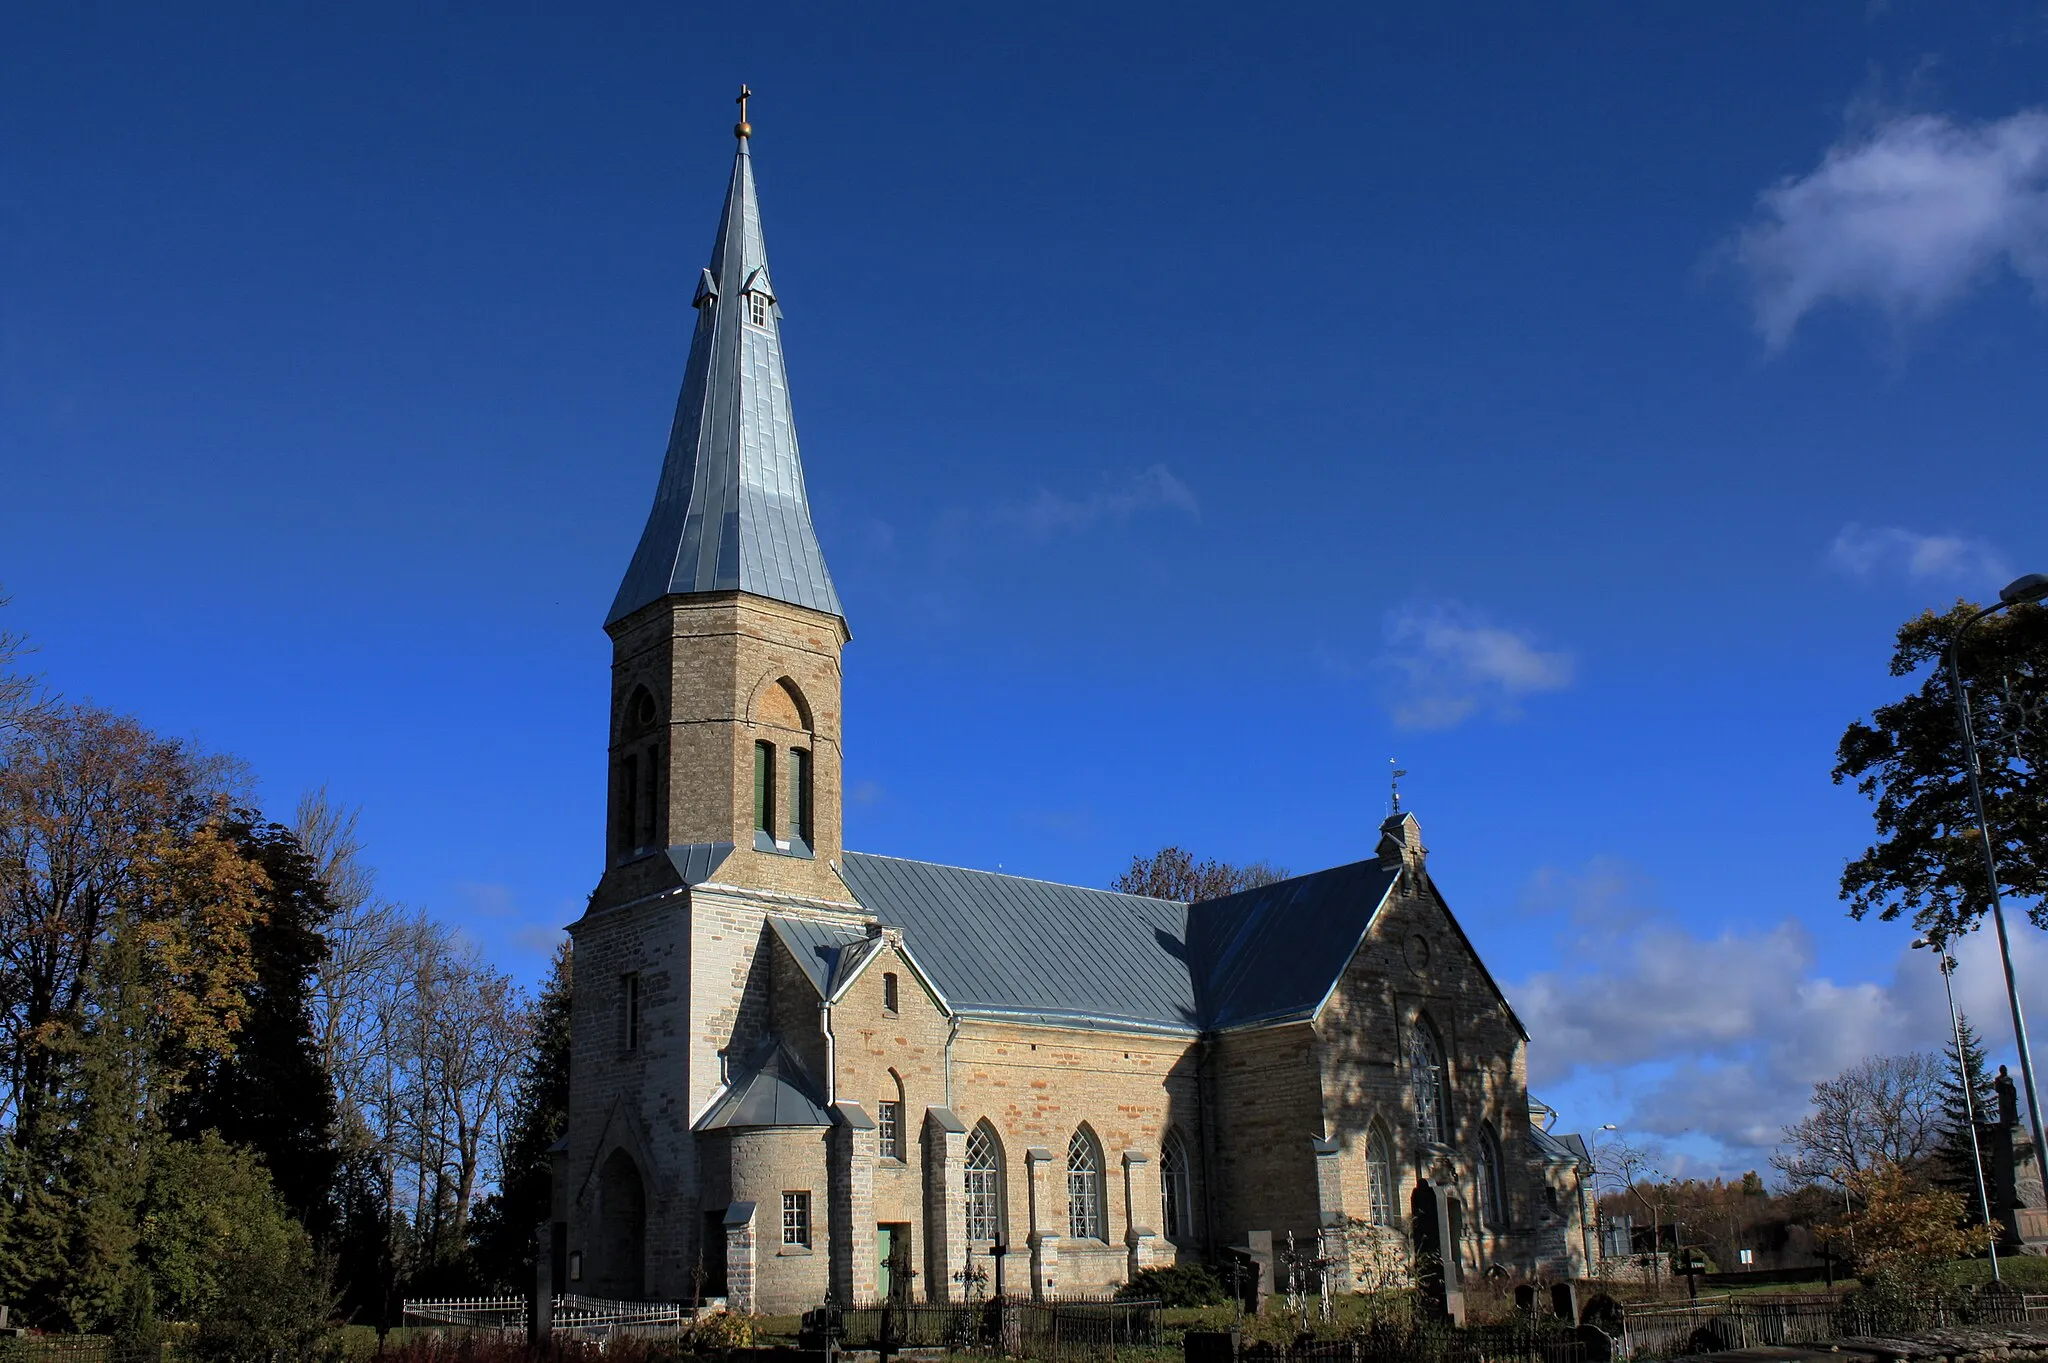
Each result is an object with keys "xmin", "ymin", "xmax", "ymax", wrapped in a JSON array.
[{"xmin": 876, "ymin": 1224, "xmax": 895, "ymax": 1302}]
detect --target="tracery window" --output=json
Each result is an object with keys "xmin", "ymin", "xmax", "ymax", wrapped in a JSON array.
[
  {"xmin": 1067, "ymin": 1127, "xmax": 1105, "ymax": 1241},
  {"xmin": 1478, "ymin": 1122, "xmax": 1507, "ymax": 1231},
  {"xmin": 1366, "ymin": 1120, "xmax": 1394, "ymax": 1226},
  {"xmin": 1160, "ymin": 1130, "xmax": 1192, "ymax": 1240},
  {"xmin": 965, "ymin": 1122, "xmax": 1004, "ymax": 1243},
  {"xmin": 1410, "ymin": 1016, "xmax": 1450, "ymax": 1145}
]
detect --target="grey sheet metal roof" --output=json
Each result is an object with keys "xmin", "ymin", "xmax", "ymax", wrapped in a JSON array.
[
  {"xmin": 838, "ymin": 853, "xmax": 1200, "ymax": 1033},
  {"xmin": 696, "ymin": 1041, "xmax": 833, "ymax": 1130},
  {"xmin": 1531, "ymin": 1124, "xmax": 1591, "ymax": 1169},
  {"xmin": 1187, "ymin": 860, "xmax": 1402, "ymax": 1030},
  {"xmin": 768, "ymin": 915, "xmax": 878, "ymax": 998},
  {"xmin": 608, "ymin": 132, "xmax": 843, "ymax": 626},
  {"xmin": 669, "ymin": 842, "xmax": 735, "ymax": 885}
]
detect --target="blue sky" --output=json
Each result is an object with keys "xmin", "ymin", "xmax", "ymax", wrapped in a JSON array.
[{"xmin": 5, "ymin": 3, "xmax": 2046, "ymax": 1176}]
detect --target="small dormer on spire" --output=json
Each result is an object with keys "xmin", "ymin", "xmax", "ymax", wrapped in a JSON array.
[{"xmin": 609, "ymin": 91, "xmax": 844, "ymax": 627}]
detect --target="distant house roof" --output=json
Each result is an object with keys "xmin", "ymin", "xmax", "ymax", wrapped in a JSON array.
[{"xmin": 696, "ymin": 1041, "xmax": 833, "ymax": 1131}]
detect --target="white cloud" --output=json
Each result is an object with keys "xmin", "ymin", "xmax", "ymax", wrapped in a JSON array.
[
  {"xmin": 1005, "ymin": 464, "xmax": 1199, "ymax": 537},
  {"xmin": 1734, "ymin": 110, "xmax": 2048, "ymax": 348},
  {"xmin": 1512, "ymin": 860, "xmax": 2048, "ymax": 1174},
  {"xmin": 1379, "ymin": 605, "xmax": 1573, "ymax": 731},
  {"xmin": 1828, "ymin": 523, "xmax": 2010, "ymax": 586}
]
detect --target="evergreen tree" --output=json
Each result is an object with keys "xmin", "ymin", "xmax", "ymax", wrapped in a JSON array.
[
  {"xmin": 166, "ymin": 812, "xmax": 339, "ymax": 1235},
  {"xmin": 470, "ymin": 939, "xmax": 571, "ymax": 1292},
  {"xmin": 1935, "ymin": 1012, "xmax": 1997, "ymax": 1210}
]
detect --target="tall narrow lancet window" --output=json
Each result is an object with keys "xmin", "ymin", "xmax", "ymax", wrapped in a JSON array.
[
  {"xmin": 1160, "ymin": 1130, "xmax": 1192, "ymax": 1241},
  {"xmin": 1366, "ymin": 1121, "xmax": 1395, "ymax": 1227},
  {"xmin": 790, "ymin": 747, "xmax": 813, "ymax": 847},
  {"xmin": 965, "ymin": 1122, "xmax": 1004, "ymax": 1244},
  {"xmin": 1410, "ymin": 1016, "xmax": 1450, "ymax": 1145},
  {"xmin": 753, "ymin": 741, "xmax": 775, "ymax": 836},
  {"xmin": 1067, "ymin": 1127, "xmax": 1105, "ymax": 1241},
  {"xmin": 616, "ymin": 687, "xmax": 663, "ymax": 856},
  {"xmin": 1478, "ymin": 1122, "xmax": 1507, "ymax": 1231},
  {"xmin": 618, "ymin": 753, "xmax": 639, "ymax": 855}
]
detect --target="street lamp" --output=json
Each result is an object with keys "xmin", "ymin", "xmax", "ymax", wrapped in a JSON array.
[
  {"xmin": 1947, "ymin": 571, "xmax": 2048, "ymax": 1189},
  {"xmin": 1913, "ymin": 933, "xmax": 2000, "ymax": 1283}
]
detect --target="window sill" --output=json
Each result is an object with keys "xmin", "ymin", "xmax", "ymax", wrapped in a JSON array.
[
  {"xmin": 777, "ymin": 1245, "xmax": 814, "ymax": 1257},
  {"xmin": 754, "ymin": 830, "xmax": 814, "ymax": 859}
]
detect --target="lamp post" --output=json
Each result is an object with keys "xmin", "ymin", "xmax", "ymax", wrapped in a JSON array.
[
  {"xmin": 1913, "ymin": 933, "xmax": 2000, "ymax": 1282},
  {"xmin": 1947, "ymin": 571, "xmax": 2048, "ymax": 1188}
]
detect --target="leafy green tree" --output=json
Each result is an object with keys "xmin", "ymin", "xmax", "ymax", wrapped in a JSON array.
[
  {"xmin": 1111, "ymin": 846, "xmax": 1288, "ymax": 901},
  {"xmin": 1835, "ymin": 600, "xmax": 2048, "ymax": 940},
  {"xmin": 1933, "ymin": 1012, "xmax": 1997, "ymax": 1210},
  {"xmin": 470, "ymin": 939, "xmax": 571, "ymax": 1291}
]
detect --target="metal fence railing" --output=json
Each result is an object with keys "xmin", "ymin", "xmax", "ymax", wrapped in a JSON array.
[
  {"xmin": 401, "ymin": 1294, "xmax": 691, "ymax": 1341},
  {"xmin": 1191, "ymin": 1321, "xmax": 1587, "ymax": 1363},
  {"xmin": 803, "ymin": 1296, "xmax": 1162, "ymax": 1361},
  {"xmin": 1616, "ymin": 1292, "xmax": 2048, "ymax": 1360}
]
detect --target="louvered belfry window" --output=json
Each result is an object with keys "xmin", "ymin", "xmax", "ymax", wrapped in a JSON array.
[
  {"xmin": 1067, "ymin": 1129, "xmax": 1104, "ymax": 1240},
  {"xmin": 753, "ymin": 741, "xmax": 775, "ymax": 835}
]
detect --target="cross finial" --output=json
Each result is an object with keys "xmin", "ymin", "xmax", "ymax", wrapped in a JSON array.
[
  {"xmin": 1390, "ymin": 759, "xmax": 1408, "ymax": 816},
  {"xmin": 734, "ymin": 84, "xmax": 753, "ymax": 140}
]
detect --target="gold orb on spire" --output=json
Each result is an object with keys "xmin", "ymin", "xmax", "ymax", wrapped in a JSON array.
[{"xmin": 735, "ymin": 83, "xmax": 752, "ymax": 139}]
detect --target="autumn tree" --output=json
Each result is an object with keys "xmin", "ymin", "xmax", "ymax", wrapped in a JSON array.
[
  {"xmin": 0, "ymin": 589, "xmax": 43, "ymax": 736},
  {"xmin": 1844, "ymin": 1161, "xmax": 1995, "ymax": 1305},
  {"xmin": 1835, "ymin": 600, "xmax": 2048, "ymax": 940},
  {"xmin": 1112, "ymin": 846, "xmax": 1288, "ymax": 901},
  {"xmin": 1773, "ymin": 1053, "xmax": 1943, "ymax": 1189}
]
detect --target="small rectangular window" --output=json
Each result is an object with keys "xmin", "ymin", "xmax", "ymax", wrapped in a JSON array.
[
  {"xmin": 753, "ymin": 742, "xmax": 775, "ymax": 835},
  {"xmin": 878, "ymin": 1099, "xmax": 904, "ymax": 1161},
  {"xmin": 883, "ymin": 971, "xmax": 900, "ymax": 1015},
  {"xmin": 749, "ymin": 293, "xmax": 769, "ymax": 327},
  {"xmin": 622, "ymin": 972, "xmax": 641, "ymax": 1051},
  {"xmin": 789, "ymin": 747, "xmax": 813, "ymax": 846},
  {"xmin": 782, "ymin": 1190, "xmax": 810, "ymax": 1247}
]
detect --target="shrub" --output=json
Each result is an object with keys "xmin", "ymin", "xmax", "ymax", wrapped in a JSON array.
[
  {"xmin": 689, "ymin": 1310, "xmax": 755, "ymax": 1350},
  {"xmin": 1121, "ymin": 1264, "xmax": 1229, "ymax": 1308}
]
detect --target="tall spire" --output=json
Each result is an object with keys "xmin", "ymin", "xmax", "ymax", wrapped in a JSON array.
[{"xmin": 609, "ymin": 98, "xmax": 844, "ymax": 627}]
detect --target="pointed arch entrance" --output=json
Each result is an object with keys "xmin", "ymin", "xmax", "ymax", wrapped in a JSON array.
[{"xmin": 598, "ymin": 1148, "xmax": 648, "ymax": 1300}]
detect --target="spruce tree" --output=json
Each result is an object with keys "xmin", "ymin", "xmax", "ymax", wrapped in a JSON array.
[
  {"xmin": 1935, "ymin": 1012, "xmax": 1997, "ymax": 1209},
  {"xmin": 470, "ymin": 939, "xmax": 571, "ymax": 1292}
]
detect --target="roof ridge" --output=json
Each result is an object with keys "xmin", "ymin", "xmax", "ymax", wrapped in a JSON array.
[{"xmin": 843, "ymin": 849, "xmax": 1187, "ymax": 907}]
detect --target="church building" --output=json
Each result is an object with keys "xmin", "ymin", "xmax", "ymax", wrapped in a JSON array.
[{"xmin": 556, "ymin": 107, "xmax": 1592, "ymax": 1316}]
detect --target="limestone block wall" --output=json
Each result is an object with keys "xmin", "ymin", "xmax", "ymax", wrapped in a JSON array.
[{"xmin": 701, "ymin": 1127, "xmax": 835, "ymax": 1314}]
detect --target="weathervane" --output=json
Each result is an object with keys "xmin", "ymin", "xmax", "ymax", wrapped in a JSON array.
[
  {"xmin": 735, "ymin": 84, "xmax": 753, "ymax": 140},
  {"xmin": 1390, "ymin": 759, "xmax": 1408, "ymax": 817}
]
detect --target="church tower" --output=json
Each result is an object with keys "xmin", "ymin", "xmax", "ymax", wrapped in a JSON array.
[{"xmin": 596, "ymin": 99, "xmax": 852, "ymax": 911}]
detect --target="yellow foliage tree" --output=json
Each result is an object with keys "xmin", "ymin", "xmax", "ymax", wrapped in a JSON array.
[{"xmin": 1844, "ymin": 1161, "xmax": 1996, "ymax": 1295}]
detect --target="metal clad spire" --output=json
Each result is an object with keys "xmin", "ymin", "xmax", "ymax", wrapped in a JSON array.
[{"xmin": 608, "ymin": 94, "xmax": 844, "ymax": 627}]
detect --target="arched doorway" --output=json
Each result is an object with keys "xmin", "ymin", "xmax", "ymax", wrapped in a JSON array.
[{"xmin": 598, "ymin": 1149, "xmax": 647, "ymax": 1300}]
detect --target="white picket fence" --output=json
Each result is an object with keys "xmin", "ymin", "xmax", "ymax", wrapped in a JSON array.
[{"xmin": 402, "ymin": 1295, "xmax": 695, "ymax": 1340}]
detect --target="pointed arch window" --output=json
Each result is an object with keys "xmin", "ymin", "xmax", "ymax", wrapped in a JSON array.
[
  {"xmin": 1160, "ymin": 1130, "xmax": 1192, "ymax": 1241},
  {"xmin": 1067, "ymin": 1128, "xmax": 1106, "ymax": 1241},
  {"xmin": 879, "ymin": 1070, "xmax": 906, "ymax": 1162},
  {"xmin": 1366, "ymin": 1120, "xmax": 1394, "ymax": 1227},
  {"xmin": 1410, "ymin": 1016, "xmax": 1450, "ymax": 1146},
  {"xmin": 1478, "ymin": 1122, "xmax": 1507, "ymax": 1231},
  {"xmin": 965, "ymin": 1122, "xmax": 1005, "ymax": 1244}
]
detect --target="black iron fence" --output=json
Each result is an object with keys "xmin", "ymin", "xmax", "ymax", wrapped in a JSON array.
[
  {"xmin": 1197, "ymin": 1320, "xmax": 1587, "ymax": 1363},
  {"xmin": 802, "ymin": 1297, "xmax": 1161, "ymax": 1360},
  {"xmin": 1616, "ymin": 1291, "xmax": 2048, "ymax": 1360}
]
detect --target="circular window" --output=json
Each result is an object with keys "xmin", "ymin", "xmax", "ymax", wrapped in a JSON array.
[
  {"xmin": 1405, "ymin": 933, "xmax": 1432, "ymax": 975},
  {"xmin": 633, "ymin": 691, "xmax": 658, "ymax": 727}
]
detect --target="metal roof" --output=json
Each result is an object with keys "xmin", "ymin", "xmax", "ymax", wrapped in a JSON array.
[
  {"xmin": 838, "ymin": 853, "xmax": 1200, "ymax": 1034},
  {"xmin": 767, "ymin": 915, "xmax": 878, "ymax": 998},
  {"xmin": 1187, "ymin": 860, "xmax": 1401, "ymax": 1030},
  {"xmin": 834, "ymin": 852, "xmax": 1517, "ymax": 1038},
  {"xmin": 669, "ymin": 842, "xmax": 735, "ymax": 885},
  {"xmin": 608, "ymin": 134, "xmax": 844, "ymax": 626},
  {"xmin": 695, "ymin": 1040, "xmax": 833, "ymax": 1130}
]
